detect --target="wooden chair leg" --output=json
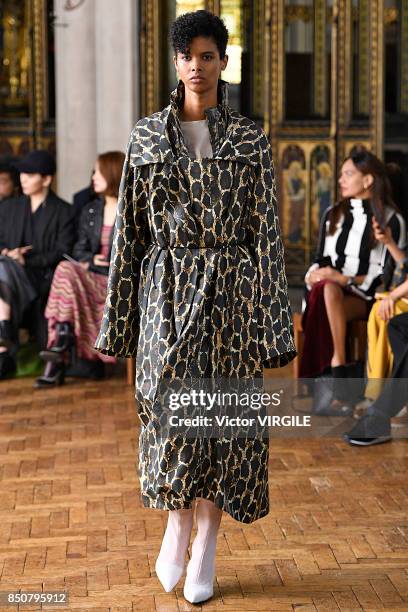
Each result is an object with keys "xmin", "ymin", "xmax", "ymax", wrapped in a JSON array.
[
  {"xmin": 355, "ymin": 320, "xmax": 367, "ymax": 362},
  {"xmin": 348, "ymin": 319, "xmax": 368, "ymax": 362},
  {"xmin": 126, "ymin": 358, "xmax": 136, "ymax": 385}
]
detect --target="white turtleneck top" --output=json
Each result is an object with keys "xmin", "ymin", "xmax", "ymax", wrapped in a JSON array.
[
  {"xmin": 179, "ymin": 119, "xmax": 213, "ymax": 159},
  {"xmin": 305, "ymin": 198, "xmax": 406, "ymax": 298}
]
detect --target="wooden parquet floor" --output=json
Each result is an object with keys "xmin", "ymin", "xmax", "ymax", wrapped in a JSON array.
[{"xmin": 0, "ymin": 374, "xmax": 407, "ymax": 611}]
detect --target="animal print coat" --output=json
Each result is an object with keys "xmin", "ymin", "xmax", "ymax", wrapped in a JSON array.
[{"xmin": 95, "ymin": 79, "xmax": 296, "ymax": 523}]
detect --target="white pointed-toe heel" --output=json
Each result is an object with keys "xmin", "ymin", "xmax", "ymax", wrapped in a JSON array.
[
  {"xmin": 183, "ymin": 557, "xmax": 215, "ymax": 604},
  {"xmin": 155, "ymin": 556, "xmax": 184, "ymax": 592},
  {"xmin": 183, "ymin": 575, "xmax": 214, "ymax": 604}
]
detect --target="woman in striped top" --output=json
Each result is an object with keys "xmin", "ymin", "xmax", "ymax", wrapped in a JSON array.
[
  {"xmin": 35, "ymin": 151, "xmax": 125, "ymax": 387},
  {"xmin": 299, "ymin": 150, "xmax": 406, "ymax": 411}
]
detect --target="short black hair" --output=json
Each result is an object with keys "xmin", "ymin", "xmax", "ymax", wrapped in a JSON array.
[
  {"xmin": 0, "ymin": 161, "xmax": 20, "ymax": 187},
  {"xmin": 170, "ymin": 10, "xmax": 229, "ymax": 60}
]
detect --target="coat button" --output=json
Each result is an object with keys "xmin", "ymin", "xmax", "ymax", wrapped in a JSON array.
[
  {"xmin": 90, "ymin": 221, "xmax": 94, "ymax": 226},
  {"xmin": 89, "ymin": 208, "xmax": 94, "ymax": 212}
]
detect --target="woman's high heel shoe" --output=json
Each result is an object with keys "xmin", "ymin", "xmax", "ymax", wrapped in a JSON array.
[
  {"xmin": 183, "ymin": 572, "xmax": 215, "ymax": 604},
  {"xmin": 155, "ymin": 558, "xmax": 184, "ymax": 593},
  {"xmin": 182, "ymin": 499, "xmax": 221, "ymax": 604},
  {"xmin": 34, "ymin": 360, "xmax": 65, "ymax": 388}
]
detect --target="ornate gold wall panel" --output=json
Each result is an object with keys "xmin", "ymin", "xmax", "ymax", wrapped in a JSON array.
[
  {"xmin": 268, "ymin": 0, "xmax": 386, "ymax": 277},
  {"xmin": 139, "ymin": 1, "xmax": 390, "ymax": 278},
  {"xmin": 0, "ymin": 0, "xmax": 54, "ymax": 156}
]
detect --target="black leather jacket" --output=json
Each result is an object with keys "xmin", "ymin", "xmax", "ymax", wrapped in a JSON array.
[
  {"xmin": 72, "ymin": 198, "xmax": 114, "ymax": 276},
  {"xmin": 0, "ymin": 190, "xmax": 75, "ymax": 295}
]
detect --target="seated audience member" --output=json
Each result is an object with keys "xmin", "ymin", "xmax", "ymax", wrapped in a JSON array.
[
  {"xmin": 0, "ymin": 150, "xmax": 75, "ymax": 379},
  {"xmin": 299, "ymin": 149, "xmax": 406, "ymax": 415},
  {"xmin": 344, "ymin": 310, "xmax": 408, "ymax": 446},
  {"xmin": 35, "ymin": 151, "xmax": 125, "ymax": 387},
  {"xmin": 0, "ymin": 160, "xmax": 20, "ymax": 201},
  {"xmin": 364, "ymin": 222, "xmax": 408, "ymax": 400}
]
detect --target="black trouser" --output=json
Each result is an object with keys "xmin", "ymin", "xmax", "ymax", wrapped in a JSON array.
[
  {"xmin": 23, "ymin": 294, "xmax": 49, "ymax": 351},
  {"xmin": 368, "ymin": 312, "xmax": 408, "ymax": 420},
  {"xmin": 0, "ymin": 256, "xmax": 49, "ymax": 353}
]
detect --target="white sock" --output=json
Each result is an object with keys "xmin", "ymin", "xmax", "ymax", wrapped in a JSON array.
[{"xmin": 185, "ymin": 498, "xmax": 222, "ymax": 587}]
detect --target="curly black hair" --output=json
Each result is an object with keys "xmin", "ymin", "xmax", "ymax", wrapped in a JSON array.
[{"xmin": 170, "ymin": 9, "xmax": 229, "ymax": 59}]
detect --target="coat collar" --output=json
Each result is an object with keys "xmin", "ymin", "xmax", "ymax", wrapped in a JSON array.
[
  {"xmin": 166, "ymin": 78, "xmax": 230, "ymax": 158},
  {"xmin": 130, "ymin": 78, "xmax": 260, "ymax": 168},
  {"xmin": 169, "ymin": 77, "xmax": 229, "ymax": 113}
]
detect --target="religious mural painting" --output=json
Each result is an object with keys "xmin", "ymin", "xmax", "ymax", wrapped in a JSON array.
[{"xmin": 281, "ymin": 144, "xmax": 307, "ymax": 246}]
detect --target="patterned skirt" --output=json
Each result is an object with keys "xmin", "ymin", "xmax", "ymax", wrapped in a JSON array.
[{"xmin": 45, "ymin": 261, "xmax": 116, "ymax": 363}]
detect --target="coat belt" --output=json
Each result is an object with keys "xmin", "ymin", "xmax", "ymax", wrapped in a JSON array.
[{"xmin": 151, "ymin": 243, "xmax": 244, "ymax": 249}]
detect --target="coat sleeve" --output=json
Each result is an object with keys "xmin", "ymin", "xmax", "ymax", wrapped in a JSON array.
[
  {"xmin": 72, "ymin": 206, "xmax": 94, "ymax": 263},
  {"xmin": 358, "ymin": 210, "xmax": 406, "ymax": 296},
  {"xmin": 247, "ymin": 131, "xmax": 297, "ymax": 368},
  {"xmin": 95, "ymin": 127, "xmax": 151, "ymax": 357},
  {"xmin": 24, "ymin": 203, "xmax": 75, "ymax": 268}
]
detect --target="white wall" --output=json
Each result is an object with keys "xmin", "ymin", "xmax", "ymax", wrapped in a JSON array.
[{"xmin": 54, "ymin": 0, "xmax": 138, "ymax": 201}]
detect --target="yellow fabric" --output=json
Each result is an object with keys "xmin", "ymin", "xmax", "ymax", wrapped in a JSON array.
[{"xmin": 365, "ymin": 295, "xmax": 408, "ymax": 399}]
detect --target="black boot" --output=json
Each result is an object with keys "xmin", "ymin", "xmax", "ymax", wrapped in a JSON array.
[
  {"xmin": 34, "ymin": 360, "xmax": 65, "ymax": 388},
  {"xmin": 321, "ymin": 365, "xmax": 354, "ymax": 417},
  {"xmin": 40, "ymin": 322, "xmax": 76, "ymax": 363},
  {"xmin": 0, "ymin": 320, "xmax": 14, "ymax": 350},
  {"xmin": 0, "ymin": 351, "xmax": 17, "ymax": 379},
  {"xmin": 332, "ymin": 365, "xmax": 348, "ymax": 401}
]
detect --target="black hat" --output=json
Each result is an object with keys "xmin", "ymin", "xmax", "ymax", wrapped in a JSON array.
[{"xmin": 14, "ymin": 150, "xmax": 56, "ymax": 175}]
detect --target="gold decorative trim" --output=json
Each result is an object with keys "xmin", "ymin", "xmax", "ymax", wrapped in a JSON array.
[
  {"xmin": 358, "ymin": 0, "xmax": 370, "ymax": 115},
  {"xmin": 263, "ymin": 0, "xmax": 271, "ymax": 137},
  {"xmin": 330, "ymin": 0, "xmax": 338, "ymax": 143},
  {"xmin": 343, "ymin": 0, "xmax": 352, "ymax": 127},
  {"xmin": 335, "ymin": 0, "xmax": 347, "ymax": 190},
  {"xmin": 284, "ymin": 6, "xmax": 313, "ymax": 24},
  {"xmin": 314, "ymin": 0, "xmax": 327, "ymax": 117},
  {"xmin": 370, "ymin": 0, "xmax": 384, "ymax": 157},
  {"xmin": 152, "ymin": 2, "xmax": 160, "ymax": 112},
  {"xmin": 139, "ymin": 0, "xmax": 147, "ymax": 118},
  {"xmin": 252, "ymin": 0, "xmax": 264, "ymax": 120},
  {"xmin": 276, "ymin": 0, "xmax": 284, "ymax": 129},
  {"xmin": 140, "ymin": 0, "xmax": 158, "ymax": 116},
  {"xmin": 401, "ymin": 3, "xmax": 408, "ymax": 113},
  {"xmin": 32, "ymin": 0, "xmax": 45, "ymax": 148}
]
